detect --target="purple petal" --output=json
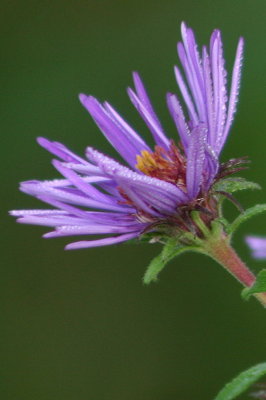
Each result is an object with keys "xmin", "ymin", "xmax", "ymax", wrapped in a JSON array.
[
  {"xmin": 127, "ymin": 87, "xmax": 170, "ymax": 149},
  {"xmin": 203, "ymin": 144, "xmax": 219, "ymax": 190},
  {"xmin": 44, "ymin": 223, "xmax": 141, "ymax": 238},
  {"xmin": 174, "ymin": 65, "xmax": 199, "ymax": 125},
  {"xmin": 246, "ymin": 236, "xmax": 266, "ymax": 260},
  {"xmin": 103, "ymin": 101, "xmax": 151, "ymax": 152},
  {"xmin": 15, "ymin": 215, "xmax": 87, "ymax": 227},
  {"xmin": 10, "ymin": 208, "xmax": 138, "ymax": 228},
  {"xmin": 87, "ymin": 148, "xmax": 189, "ymax": 205},
  {"xmin": 10, "ymin": 209, "xmax": 68, "ymax": 217},
  {"xmin": 79, "ymin": 94, "xmax": 149, "ymax": 168},
  {"xmin": 114, "ymin": 183, "xmax": 161, "ymax": 217},
  {"xmin": 116, "ymin": 179, "xmax": 176, "ymax": 217},
  {"xmin": 174, "ymin": 23, "xmax": 244, "ymax": 160},
  {"xmin": 113, "ymin": 174, "xmax": 186, "ymax": 216},
  {"xmin": 86, "ymin": 147, "xmax": 128, "ymax": 175},
  {"xmin": 19, "ymin": 175, "xmax": 108, "ymax": 190},
  {"xmin": 186, "ymin": 124, "xmax": 207, "ymax": 199},
  {"xmin": 180, "ymin": 23, "xmax": 205, "ymax": 119},
  {"xmin": 58, "ymin": 162, "xmax": 103, "ymax": 176},
  {"xmin": 37, "ymin": 137, "xmax": 90, "ymax": 165},
  {"xmin": 202, "ymin": 46, "xmax": 215, "ymax": 148},
  {"xmin": 52, "ymin": 160, "xmax": 117, "ymax": 206},
  {"xmin": 222, "ymin": 37, "xmax": 244, "ymax": 150},
  {"xmin": 28, "ymin": 195, "xmax": 101, "ymax": 218},
  {"xmin": 210, "ymin": 30, "xmax": 228, "ymax": 154},
  {"xmin": 177, "ymin": 22, "xmax": 205, "ymax": 121},
  {"xmin": 20, "ymin": 180, "xmax": 131, "ymax": 213},
  {"xmin": 166, "ymin": 92, "xmax": 190, "ymax": 151},
  {"xmin": 65, "ymin": 232, "xmax": 140, "ymax": 250},
  {"xmin": 132, "ymin": 72, "xmax": 168, "ymax": 144}
]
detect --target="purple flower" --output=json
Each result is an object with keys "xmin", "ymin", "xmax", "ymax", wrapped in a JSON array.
[
  {"xmin": 10, "ymin": 22, "xmax": 244, "ymax": 250},
  {"xmin": 246, "ymin": 236, "xmax": 266, "ymax": 259}
]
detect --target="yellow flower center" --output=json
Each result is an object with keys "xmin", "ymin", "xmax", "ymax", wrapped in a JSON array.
[{"xmin": 135, "ymin": 142, "xmax": 186, "ymax": 187}]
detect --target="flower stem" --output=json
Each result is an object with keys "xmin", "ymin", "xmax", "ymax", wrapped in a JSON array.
[{"xmin": 203, "ymin": 235, "xmax": 266, "ymax": 307}]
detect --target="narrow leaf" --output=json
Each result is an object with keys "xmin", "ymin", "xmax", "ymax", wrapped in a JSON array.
[
  {"xmin": 214, "ymin": 362, "xmax": 266, "ymax": 400},
  {"xmin": 214, "ymin": 177, "xmax": 260, "ymax": 194},
  {"xmin": 143, "ymin": 239, "xmax": 193, "ymax": 284},
  {"xmin": 242, "ymin": 270, "xmax": 266, "ymax": 300},
  {"xmin": 227, "ymin": 204, "xmax": 266, "ymax": 235}
]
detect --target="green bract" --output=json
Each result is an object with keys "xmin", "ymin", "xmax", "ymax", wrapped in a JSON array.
[{"xmin": 213, "ymin": 177, "xmax": 261, "ymax": 194}]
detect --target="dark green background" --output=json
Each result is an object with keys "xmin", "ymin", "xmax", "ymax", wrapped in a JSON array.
[{"xmin": 2, "ymin": 1, "xmax": 266, "ymax": 399}]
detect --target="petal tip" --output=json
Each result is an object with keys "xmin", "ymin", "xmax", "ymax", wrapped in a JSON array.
[
  {"xmin": 37, "ymin": 136, "xmax": 46, "ymax": 145},
  {"xmin": 43, "ymin": 232, "xmax": 53, "ymax": 238},
  {"xmin": 51, "ymin": 158, "xmax": 62, "ymax": 170},
  {"xmin": 238, "ymin": 36, "xmax": 245, "ymax": 48},
  {"xmin": 65, "ymin": 242, "xmax": 79, "ymax": 250},
  {"xmin": 37, "ymin": 136, "xmax": 51, "ymax": 149},
  {"xmin": 180, "ymin": 21, "xmax": 187, "ymax": 31},
  {"xmin": 132, "ymin": 71, "xmax": 140, "ymax": 79},
  {"xmin": 79, "ymin": 93, "xmax": 88, "ymax": 104}
]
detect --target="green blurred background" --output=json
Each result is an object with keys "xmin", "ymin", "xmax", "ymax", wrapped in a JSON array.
[{"xmin": 1, "ymin": 0, "xmax": 266, "ymax": 399}]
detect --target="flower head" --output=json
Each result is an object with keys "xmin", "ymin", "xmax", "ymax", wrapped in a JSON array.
[{"xmin": 10, "ymin": 23, "xmax": 244, "ymax": 250}]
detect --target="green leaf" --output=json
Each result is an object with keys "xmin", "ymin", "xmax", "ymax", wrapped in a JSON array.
[
  {"xmin": 214, "ymin": 177, "xmax": 260, "ymax": 194},
  {"xmin": 227, "ymin": 204, "xmax": 266, "ymax": 235},
  {"xmin": 143, "ymin": 238, "xmax": 198, "ymax": 284},
  {"xmin": 242, "ymin": 270, "xmax": 266, "ymax": 300},
  {"xmin": 214, "ymin": 362, "xmax": 266, "ymax": 400}
]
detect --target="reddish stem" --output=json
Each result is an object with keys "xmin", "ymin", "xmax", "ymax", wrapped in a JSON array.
[{"xmin": 205, "ymin": 235, "xmax": 266, "ymax": 307}]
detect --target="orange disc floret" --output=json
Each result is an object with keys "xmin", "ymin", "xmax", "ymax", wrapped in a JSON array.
[{"xmin": 136, "ymin": 141, "xmax": 186, "ymax": 188}]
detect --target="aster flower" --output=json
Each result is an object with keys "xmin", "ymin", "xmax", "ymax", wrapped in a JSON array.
[
  {"xmin": 246, "ymin": 236, "xmax": 266, "ymax": 259},
  {"xmin": 10, "ymin": 22, "xmax": 266, "ymax": 306},
  {"xmin": 10, "ymin": 22, "xmax": 244, "ymax": 249}
]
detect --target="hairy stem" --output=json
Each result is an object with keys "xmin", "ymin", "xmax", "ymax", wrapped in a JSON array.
[{"xmin": 203, "ymin": 235, "xmax": 266, "ymax": 307}]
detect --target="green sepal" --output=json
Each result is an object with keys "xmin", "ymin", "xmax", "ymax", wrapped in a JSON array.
[
  {"xmin": 138, "ymin": 232, "xmax": 166, "ymax": 243},
  {"xmin": 124, "ymin": 232, "xmax": 167, "ymax": 245},
  {"xmin": 227, "ymin": 204, "xmax": 266, "ymax": 235},
  {"xmin": 213, "ymin": 362, "xmax": 266, "ymax": 400},
  {"xmin": 213, "ymin": 177, "xmax": 260, "ymax": 194},
  {"xmin": 143, "ymin": 238, "xmax": 200, "ymax": 284},
  {"xmin": 214, "ymin": 217, "xmax": 230, "ymax": 230},
  {"xmin": 242, "ymin": 270, "xmax": 266, "ymax": 300}
]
